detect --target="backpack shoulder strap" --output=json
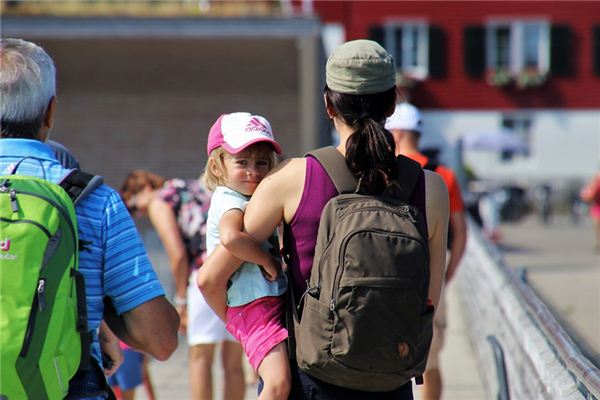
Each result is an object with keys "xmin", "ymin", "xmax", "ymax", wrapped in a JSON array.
[
  {"xmin": 305, "ymin": 146, "xmax": 357, "ymax": 194},
  {"xmin": 307, "ymin": 147, "xmax": 423, "ymax": 201},
  {"xmin": 389, "ymin": 155, "xmax": 423, "ymax": 203},
  {"xmin": 59, "ymin": 170, "xmax": 104, "ymax": 206},
  {"xmin": 422, "ymin": 158, "xmax": 439, "ymax": 172}
]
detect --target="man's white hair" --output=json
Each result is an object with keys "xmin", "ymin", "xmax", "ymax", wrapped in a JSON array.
[{"xmin": 0, "ymin": 38, "xmax": 56, "ymax": 124}]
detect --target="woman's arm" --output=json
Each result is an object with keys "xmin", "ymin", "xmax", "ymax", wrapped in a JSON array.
[
  {"xmin": 147, "ymin": 198, "xmax": 189, "ymax": 331},
  {"xmin": 424, "ymin": 170, "xmax": 450, "ymax": 310},
  {"xmin": 219, "ymin": 209, "xmax": 281, "ymax": 281},
  {"xmin": 198, "ymin": 158, "xmax": 305, "ymax": 319}
]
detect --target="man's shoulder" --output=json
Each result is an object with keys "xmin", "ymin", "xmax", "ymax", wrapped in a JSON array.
[{"xmin": 75, "ymin": 180, "xmax": 124, "ymax": 216}]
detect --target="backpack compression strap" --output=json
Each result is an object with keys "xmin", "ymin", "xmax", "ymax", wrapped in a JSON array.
[
  {"xmin": 59, "ymin": 170, "xmax": 104, "ymax": 206},
  {"xmin": 306, "ymin": 146, "xmax": 422, "ymax": 202}
]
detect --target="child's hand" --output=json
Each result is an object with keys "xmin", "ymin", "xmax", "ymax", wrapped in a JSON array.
[{"xmin": 260, "ymin": 255, "xmax": 282, "ymax": 282}]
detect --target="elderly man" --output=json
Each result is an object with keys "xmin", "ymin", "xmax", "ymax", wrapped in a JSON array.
[
  {"xmin": 0, "ymin": 38, "xmax": 179, "ymax": 399},
  {"xmin": 386, "ymin": 103, "xmax": 468, "ymax": 400}
]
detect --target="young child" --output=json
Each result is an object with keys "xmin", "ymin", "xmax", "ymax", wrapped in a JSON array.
[{"xmin": 203, "ymin": 112, "xmax": 290, "ymax": 399}]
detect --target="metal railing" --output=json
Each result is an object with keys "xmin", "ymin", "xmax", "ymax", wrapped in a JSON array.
[{"xmin": 479, "ymin": 222, "xmax": 600, "ymax": 399}]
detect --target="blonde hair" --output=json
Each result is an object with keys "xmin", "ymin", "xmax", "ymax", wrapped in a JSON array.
[{"xmin": 203, "ymin": 143, "xmax": 278, "ymax": 192}]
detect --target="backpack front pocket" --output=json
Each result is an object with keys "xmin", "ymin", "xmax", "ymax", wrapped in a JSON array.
[
  {"xmin": 296, "ymin": 294, "xmax": 334, "ymax": 369},
  {"xmin": 330, "ymin": 277, "xmax": 423, "ymax": 373}
]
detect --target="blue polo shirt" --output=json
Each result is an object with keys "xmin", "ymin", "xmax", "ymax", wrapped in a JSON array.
[{"xmin": 0, "ymin": 139, "xmax": 165, "ymax": 367}]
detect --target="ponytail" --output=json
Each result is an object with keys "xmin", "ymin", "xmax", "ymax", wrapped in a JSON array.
[{"xmin": 324, "ymin": 86, "xmax": 397, "ymax": 194}]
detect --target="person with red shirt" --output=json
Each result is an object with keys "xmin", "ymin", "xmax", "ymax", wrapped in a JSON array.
[{"xmin": 386, "ymin": 103, "xmax": 468, "ymax": 400}]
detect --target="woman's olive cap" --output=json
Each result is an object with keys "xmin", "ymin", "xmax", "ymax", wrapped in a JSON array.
[{"xmin": 326, "ymin": 39, "xmax": 396, "ymax": 95}]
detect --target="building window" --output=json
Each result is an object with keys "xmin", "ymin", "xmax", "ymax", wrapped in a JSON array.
[
  {"xmin": 500, "ymin": 114, "xmax": 532, "ymax": 160},
  {"xmin": 487, "ymin": 20, "xmax": 550, "ymax": 74},
  {"xmin": 383, "ymin": 22, "xmax": 430, "ymax": 80}
]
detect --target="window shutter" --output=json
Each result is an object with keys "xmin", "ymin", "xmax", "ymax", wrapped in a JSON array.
[
  {"xmin": 368, "ymin": 25, "xmax": 385, "ymax": 47},
  {"xmin": 429, "ymin": 26, "xmax": 446, "ymax": 78},
  {"xmin": 550, "ymin": 25, "xmax": 572, "ymax": 76},
  {"xmin": 394, "ymin": 28, "xmax": 403, "ymax": 69},
  {"xmin": 593, "ymin": 25, "xmax": 600, "ymax": 76},
  {"xmin": 464, "ymin": 26, "xmax": 486, "ymax": 78}
]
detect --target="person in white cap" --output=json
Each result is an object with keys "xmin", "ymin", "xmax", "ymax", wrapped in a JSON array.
[
  {"xmin": 202, "ymin": 112, "xmax": 290, "ymax": 400},
  {"xmin": 386, "ymin": 103, "xmax": 468, "ymax": 400}
]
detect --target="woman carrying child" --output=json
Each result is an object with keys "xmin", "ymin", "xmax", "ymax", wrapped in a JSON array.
[{"xmin": 200, "ymin": 40, "xmax": 449, "ymax": 400}]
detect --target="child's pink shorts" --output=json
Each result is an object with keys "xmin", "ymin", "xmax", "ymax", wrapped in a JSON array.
[{"xmin": 225, "ymin": 296, "xmax": 288, "ymax": 371}]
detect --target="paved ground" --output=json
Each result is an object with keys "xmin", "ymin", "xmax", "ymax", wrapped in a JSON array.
[{"xmin": 499, "ymin": 216, "xmax": 600, "ymax": 365}]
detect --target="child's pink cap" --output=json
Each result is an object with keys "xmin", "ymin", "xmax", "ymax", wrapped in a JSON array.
[{"xmin": 207, "ymin": 112, "xmax": 282, "ymax": 156}]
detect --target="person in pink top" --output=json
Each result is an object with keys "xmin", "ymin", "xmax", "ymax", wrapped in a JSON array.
[
  {"xmin": 199, "ymin": 39, "xmax": 450, "ymax": 399},
  {"xmin": 580, "ymin": 169, "xmax": 600, "ymax": 252}
]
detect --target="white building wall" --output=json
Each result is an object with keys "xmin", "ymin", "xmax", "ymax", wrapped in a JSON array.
[{"xmin": 422, "ymin": 110, "xmax": 600, "ymax": 183}]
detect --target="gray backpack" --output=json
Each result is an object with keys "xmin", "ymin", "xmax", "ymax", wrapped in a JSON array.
[{"xmin": 290, "ymin": 147, "xmax": 433, "ymax": 392}]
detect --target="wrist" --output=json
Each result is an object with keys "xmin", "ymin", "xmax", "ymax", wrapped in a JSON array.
[{"xmin": 173, "ymin": 295, "xmax": 187, "ymax": 307}]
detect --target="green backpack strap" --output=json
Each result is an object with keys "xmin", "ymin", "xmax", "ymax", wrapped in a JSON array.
[
  {"xmin": 59, "ymin": 170, "xmax": 104, "ymax": 206},
  {"xmin": 306, "ymin": 146, "xmax": 422, "ymax": 201},
  {"xmin": 59, "ymin": 170, "xmax": 103, "ymax": 373}
]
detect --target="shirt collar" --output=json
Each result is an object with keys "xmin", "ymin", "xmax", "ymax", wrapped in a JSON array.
[{"xmin": 0, "ymin": 139, "xmax": 58, "ymax": 162}]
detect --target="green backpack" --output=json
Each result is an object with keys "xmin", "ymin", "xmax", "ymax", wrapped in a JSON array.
[{"xmin": 0, "ymin": 167, "xmax": 102, "ymax": 400}]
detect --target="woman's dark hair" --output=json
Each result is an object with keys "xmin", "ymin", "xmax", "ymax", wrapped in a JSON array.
[{"xmin": 324, "ymin": 85, "xmax": 397, "ymax": 194}]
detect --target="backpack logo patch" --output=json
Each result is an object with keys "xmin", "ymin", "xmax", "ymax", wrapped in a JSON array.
[
  {"xmin": 0, "ymin": 238, "xmax": 10, "ymax": 251},
  {"xmin": 0, "ymin": 238, "xmax": 16, "ymax": 261}
]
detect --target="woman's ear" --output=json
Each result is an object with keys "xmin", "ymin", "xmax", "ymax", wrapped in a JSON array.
[
  {"xmin": 385, "ymin": 102, "xmax": 396, "ymax": 118},
  {"xmin": 323, "ymin": 94, "xmax": 336, "ymax": 119}
]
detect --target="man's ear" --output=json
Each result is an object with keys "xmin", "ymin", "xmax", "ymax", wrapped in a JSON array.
[{"xmin": 39, "ymin": 97, "xmax": 56, "ymax": 142}]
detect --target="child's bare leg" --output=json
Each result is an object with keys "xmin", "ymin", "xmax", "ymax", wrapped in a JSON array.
[{"xmin": 256, "ymin": 342, "xmax": 291, "ymax": 400}]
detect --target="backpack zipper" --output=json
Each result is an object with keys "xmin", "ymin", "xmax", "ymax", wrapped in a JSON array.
[
  {"xmin": 37, "ymin": 279, "xmax": 47, "ymax": 311},
  {"xmin": 0, "ymin": 218, "xmax": 52, "ymax": 239},
  {"xmin": 11, "ymin": 189, "xmax": 77, "ymax": 250},
  {"xmin": 9, "ymin": 189, "xmax": 19, "ymax": 212},
  {"xmin": 19, "ymin": 278, "xmax": 46, "ymax": 357}
]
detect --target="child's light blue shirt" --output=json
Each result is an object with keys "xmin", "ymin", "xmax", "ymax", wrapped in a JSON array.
[{"xmin": 206, "ymin": 186, "xmax": 287, "ymax": 307}]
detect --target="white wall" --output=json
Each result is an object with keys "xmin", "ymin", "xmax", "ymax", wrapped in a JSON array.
[{"xmin": 422, "ymin": 110, "xmax": 600, "ymax": 183}]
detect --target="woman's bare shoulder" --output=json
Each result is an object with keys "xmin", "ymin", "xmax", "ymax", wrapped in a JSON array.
[
  {"xmin": 424, "ymin": 169, "xmax": 448, "ymax": 198},
  {"xmin": 264, "ymin": 157, "xmax": 306, "ymax": 184}
]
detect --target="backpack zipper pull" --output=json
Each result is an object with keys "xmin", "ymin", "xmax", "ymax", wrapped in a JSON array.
[
  {"xmin": 9, "ymin": 189, "xmax": 19, "ymax": 212},
  {"xmin": 401, "ymin": 205, "xmax": 416, "ymax": 223},
  {"xmin": 297, "ymin": 282, "xmax": 321, "ymax": 310},
  {"xmin": 37, "ymin": 279, "xmax": 46, "ymax": 311},
  {"xmin": 329, "ymin": 298, "xmax": 336, "ymax": 311}
]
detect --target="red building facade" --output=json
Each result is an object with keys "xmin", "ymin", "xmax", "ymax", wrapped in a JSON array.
[{"xmin": 306, "ymin": 1, "xmax": 600, "ymax": 110}]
